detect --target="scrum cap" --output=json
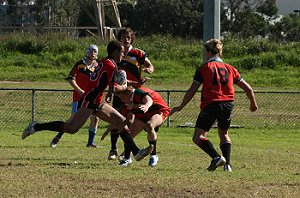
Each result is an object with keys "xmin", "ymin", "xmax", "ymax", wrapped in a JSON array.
[{"xmin": 86, "ymin": 44, "xmax": 98, "ymax": 55}]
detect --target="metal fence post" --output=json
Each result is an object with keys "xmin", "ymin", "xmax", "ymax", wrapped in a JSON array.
[
  {"xmin": 167, "ymin": 90, "xmax": 170, "ymax": 127},
  {"xmin": 32, "ymin": 89, "xmax": 36, "ymax": 122}
]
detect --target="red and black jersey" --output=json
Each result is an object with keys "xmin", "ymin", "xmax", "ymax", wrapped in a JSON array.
[
  {"xmin": 193, "ymin": 58, "xmax": 242, "ymax": 109},
  {"xmin": 118, "ymin": 47, "xmax": 147, "ymax": 88},
  {"xmin": 120, "ymin": 88, "xmax": 170, "ymax": 121},
  {"xmin": 67, "ymin": 59, "xmax": 98, "ymax": 101},
  {"xmin": 139, "ymin": 87, "xmax": 169, "ymax": 113},
  {"xmin": 80, "ymin": 57, "xmax": 116, "ymax": 108}
]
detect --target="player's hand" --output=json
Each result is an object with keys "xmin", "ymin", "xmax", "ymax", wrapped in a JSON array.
[
  {"xmin": 105, "ymin": 91, "xmax": 113, "ymax": 103},
  {"xmin": 250, "ymin": 103, "xmax": 258, "ymax": 112},
  {"xmin": 139, "ymin": 104, "xmax": 150, "ymax": 113},
  {"xmin": 140, "ymin": 77, "xmax": 151, "ymax": 85},
  {"xmin": 143, "ymin": 68, "xmax": 152, "ymax": 74},
  {"xmin": 77, "ymin": 89, "xmax": 85, "ymax": 96}
]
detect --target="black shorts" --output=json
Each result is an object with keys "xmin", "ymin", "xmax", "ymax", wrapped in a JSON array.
[
  {"xmin": 78, "ymin": 100, "xmax": 104, "ymax": 112},
  {"xmin": 195, "ymin": 101, "xmax": 234, "ymax": 131},
  {"xmin": 112, "ymin": 94, "xmax": 122, "ymax": 110}
]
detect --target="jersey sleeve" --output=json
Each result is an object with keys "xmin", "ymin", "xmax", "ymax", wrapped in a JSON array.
[
  {"xmin": 134, "ymin": 88, "xmax": 150, "ymax": 99},
  {"xmin": 193, "ymin": 67, "xmax": 203, "ymax": 84},
  {"xmin": 231, "ymin": 66, "xmax": 242, "ymax": 84},
  {"xmin": 66, "ymin": 63, "xmax": 79, "ymax": 80},
  {"xmin": 132, "ymin": 48, "xmax": 147, "ymax": 65}
]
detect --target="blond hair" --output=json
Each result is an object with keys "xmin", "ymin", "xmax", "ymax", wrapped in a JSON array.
[{"xmin": 204, "ymin": 39, "xmax": 223, "ymax": 57}]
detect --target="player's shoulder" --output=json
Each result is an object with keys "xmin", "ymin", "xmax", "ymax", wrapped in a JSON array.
[
  {"xmin": 74, "ymin": 59, "xmax": 87, "ymax": 69},
  {"xmin": 134, "ymin": 88, "xmax": 150, "ymax": 96},
  {"xmin": 196, "ymin": 63, "xmax": 206, "ymax": 71},
  {"xmin": 74, "ymin": 59, "xmax": 85, "ymax": 66},
  {"xmin": 129, "ymin": 47, "xmax": 146, "ymax": 56},
  {"xmin": 100, "ymin": 57, "xmax": 115, "ymax": 66}
]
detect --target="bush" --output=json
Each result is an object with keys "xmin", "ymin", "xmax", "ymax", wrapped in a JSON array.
[
  {"xmin": 234, "ymin": 56, "xmax": 261, "ymax": 70},
  {"xmin": 260, "ymin": 53, "xmax": 277, "ymax": 69}
]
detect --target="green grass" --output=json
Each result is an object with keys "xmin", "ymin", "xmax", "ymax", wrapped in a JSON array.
[
  {"xmin": 0, "ymin": 127, "xmax": 299, "ymax": 197},
  {"xmin": 0, "ymin": 34, "xmax": 300, "ymax": 89},
  {"xmin": 0, "ymin": 34, "xmax": 299, "ymax": 197}
]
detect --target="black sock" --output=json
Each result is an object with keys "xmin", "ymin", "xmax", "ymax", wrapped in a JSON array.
[
  {"xmin": 196, "ymin": 138, "xmax": 220, "ymax": 159},
  {"xmin": 124, "ymin": 143, "xmax": 131, "ymax": 159},
  {"xmin": 34, "ymin": 121, "xmax": 64, "ymax": 132},
  {"xmin": 148, "ymin": 140, "xmax": 157, "ymax": 155},
  {"xmin": 110, "ymin": 129, "xmax": 119, "ymax": 151},
  {"xmin": 220, "ymin": 141, "xmax": 231, "ymax": 165},
  {"xmin": 119, "ymin": 131, "xmax": 139, "ymax": 155}
]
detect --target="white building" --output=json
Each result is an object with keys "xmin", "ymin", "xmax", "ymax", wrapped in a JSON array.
[{"xmin": 276, "ymin": 0, "xmax": 300, "ymax": 15}]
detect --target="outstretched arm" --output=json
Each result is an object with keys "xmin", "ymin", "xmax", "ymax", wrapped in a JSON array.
[
  {"xmin": 236, "ymin": 79, "xmax": 258, "ymax": 112},
  {"xmin": 170, "ymin": 81, "xmax": 200, "ymax": 116}
]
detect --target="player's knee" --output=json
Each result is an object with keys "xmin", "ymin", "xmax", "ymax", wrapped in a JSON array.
[
  {"xmin": 193, "ymin": 135, "xmax": 208, "ymax": 146},
  {"xmin": 66, "ymin": 126, "xmax": 80, "ymax": 134},
  {"xmin": 145, "ymin": 123, "xmax": 155, "ymax": 133}
]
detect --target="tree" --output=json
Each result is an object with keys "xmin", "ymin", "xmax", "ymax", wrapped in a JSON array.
[
  {"xmin": 221, "ymin": 0, "xmax": 276, "ymax": 39},
  {"xmin": 233, "ymin": 11, "xmax": 269, "ymax": 38},
  {"xmin": 120, "ymin": 0, "xmax": 203, "ymax": 38},
  {"xmin": 256, "ymin": 0, "xmax": 278, "ymax": 17},
  {"xmin": 270, "ymin": 14, "xmax": 300, "ymax": 41}
]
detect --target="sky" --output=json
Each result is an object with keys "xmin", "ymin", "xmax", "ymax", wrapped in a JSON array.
[{"xmin": 276, "ymin": 0, "xmax": 300, "ymax": 15}]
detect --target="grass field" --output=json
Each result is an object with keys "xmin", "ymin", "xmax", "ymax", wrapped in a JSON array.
[{"xmin": 0, "ymin": 127, "xmax": 299, "ymax": 198}]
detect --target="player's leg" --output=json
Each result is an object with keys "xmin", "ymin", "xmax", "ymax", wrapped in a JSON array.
[
  {"xmin": 108, "ymin": 95, "xmax": 122, "ymax": 160},
  {"xmin": 119, "ymin": 119, "xmax": 145, "ymax": 166},
  {"xmin": 193, "ymin": 104, "xmax": 226, "ymax": 171},
  {"xmin": 94, "ymin": 103, "xmax": 153, "ymax": 161},
  {"xmin": 218, "ymin": 127, "xmax": 232, "ymax": 172},
  {"xmin": 50, "ymin": 102, "xmax": 78, "ymax": 148},
  {"xmin": 145, "ymin": 113, "xmax": 164, "ymax": 167},
  {"xmin": 22, "ymin": 108, "xmax": 93, "ymax": 139},
  {"xmin": 217, "ymin": 102, "xmax": 234, "ymax": 172},
  {"xmin": 86, "ymin": 115, "xmax": 99, "ymax": 147}
]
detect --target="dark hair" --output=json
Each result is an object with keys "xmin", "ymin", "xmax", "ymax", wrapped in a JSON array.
[
  {"xmin": 117, "ymin": 27, "xmax": 135, "ymax": 44},
  {"xmin": 107, "ymin": 40, "xmax": 123, "ymax": 57}
]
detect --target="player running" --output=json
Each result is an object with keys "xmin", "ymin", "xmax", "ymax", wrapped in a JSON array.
[
  {"xmin": 107, "ymin": 27, "xmax": 155, "ymax": 160},
  {"xmin": 171, "ymin": 39, "xmax": 258, "ymax": 172},
  {"xmin": 22, "ymin": 40, "xmax": 153, "ymax": 162},
  {"xmin": 50, "ymin": 44, "xmax": 99, "ymax": 148}
]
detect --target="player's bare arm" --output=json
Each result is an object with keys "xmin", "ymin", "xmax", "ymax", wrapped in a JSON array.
[
  {"xmin": 170, "ymin": 81, "xmax": 200, "ymax": 115},
  {"xmin": 68, "ymin": 79, "xmax": 84, "ymax": 96},
  {"xmin": 236, "ymin": 79, "xmax": 258, "ymax": 112},
  {"xmin": 122, "ymin": 79, "xmax": 138, "ymax": 88},
  {"xmin": 143, "ymin": 57, "xmax": 154, "ymax": 74},
  {"xmin": 138, "ymin": 95, "xmax": 153, "ymax": 113}
]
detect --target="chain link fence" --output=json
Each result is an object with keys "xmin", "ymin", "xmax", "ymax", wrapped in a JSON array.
[{"xmin": 0, "ymin": 88, "xmax": 299, "ymax": 130}]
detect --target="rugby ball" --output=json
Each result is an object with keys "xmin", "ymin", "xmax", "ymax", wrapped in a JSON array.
[{"xmin": 115, "ymin": 70, "xmax": 127, "ymax": 85}]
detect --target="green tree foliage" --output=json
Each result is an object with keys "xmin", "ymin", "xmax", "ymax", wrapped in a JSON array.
[
  {"xmin": 232, "ymin": 11, "xmax": 269, "ymax": 38},
  {"xmin": 222, "ymin": 0, "xmax": 273, "ymax": 39},
  {"xmin": 119, "ymin": 0, "xmax": 203, "ymax": 38},
  {"xmin": 256, "ymin": 0, "xmax": 278, "ymax": 17},
  {"xmin": 2, "ymin": 0, "xmax": 300, "ymax": 41},
  {"xmin": 270, "ymin": 14, "xmax": 300, "ymax": 41}
]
